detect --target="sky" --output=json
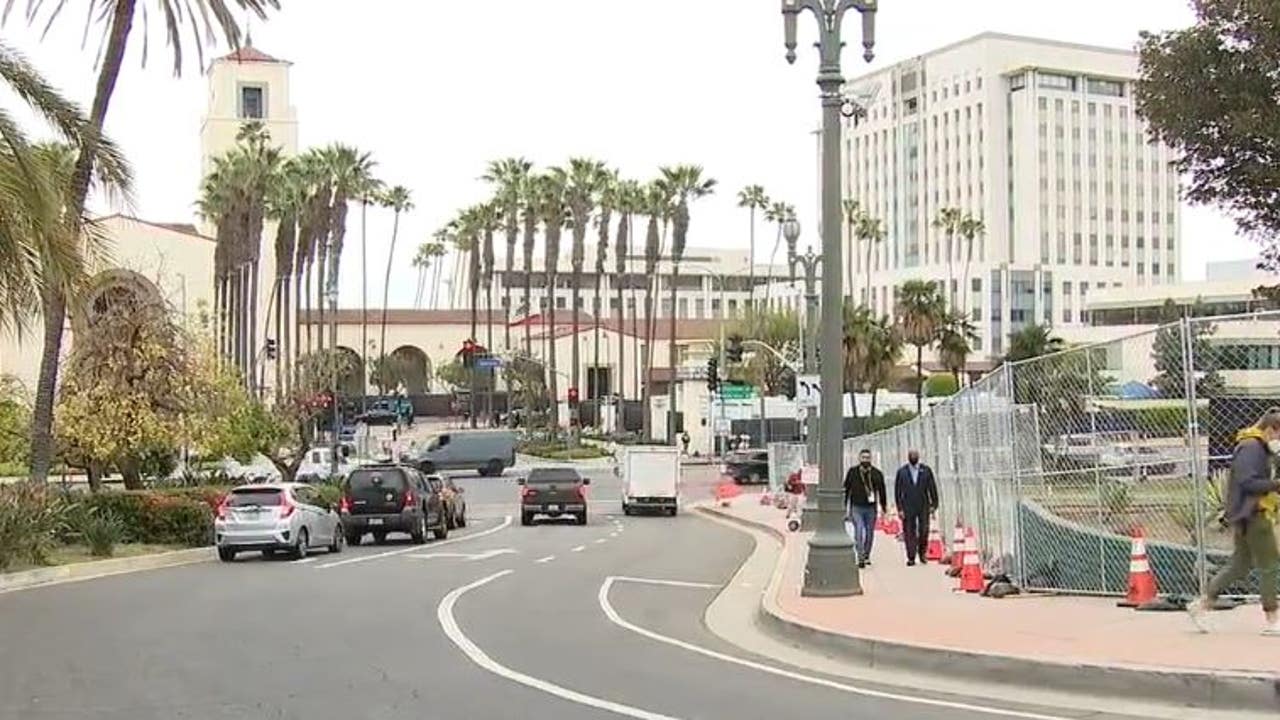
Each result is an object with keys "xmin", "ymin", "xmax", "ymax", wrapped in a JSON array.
[{"xmin": 0, "ymin": 0, "xmax": 1256, "ymax": 308}]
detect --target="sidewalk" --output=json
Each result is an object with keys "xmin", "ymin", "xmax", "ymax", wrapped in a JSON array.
[{"xmin": 707, "ymin": 494, "xmax": 1280, "ymax": 712}]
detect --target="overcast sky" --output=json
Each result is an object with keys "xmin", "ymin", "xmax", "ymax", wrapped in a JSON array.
[{"xmin": 0, "ymin": 0, "xmax": 1255, "ymax": 307}]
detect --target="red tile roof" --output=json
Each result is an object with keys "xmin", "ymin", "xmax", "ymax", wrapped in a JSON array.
[
  {"xmin": 218, "ymin": 44, "xmax": 286, "ymax": 64},
  {"xmin": 95, "ymin": 214, "xmax": 214, "ymax": 242}
]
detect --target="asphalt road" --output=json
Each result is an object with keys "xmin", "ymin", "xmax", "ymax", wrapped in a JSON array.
[{"xmin": 0, "ymin": 465, "xmax": 1143, "ymax": 720}]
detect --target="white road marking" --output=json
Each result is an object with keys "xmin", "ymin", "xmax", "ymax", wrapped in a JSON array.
[
  {"xmin": 535, "ymin": 555, "xmax": 556, "ymax": 564},
  {"xmin": 292, "ymin": 557, "xmax": 318, "ymax": 565},
  {"xmin": 407, "ymin": 548, "xmax": 517, "ymax": 562},
  {"xmin": 610, "ymin": 532, "xmax": 620, "ymax": 538},
  {"xmin": 438, "ymin": 571, "xmax": 680, "ymax": 720},
  {"xmin": 608, "ymin": 576, "xmax": 720, "ymax": 590},
  {"xmin": 594, "ymin": 538, "xmax": 608, "ymax": 544},
  {"xmin": 571, "ymin": 545, "xmax": 586, "ymax": 553},
  {"xmin": 315, "ymin": 515, "xmax": 512, "ymax": 569},
  {"xmin": 598, "ymin": 576, "xmax": 1075, "ymax": 720}
]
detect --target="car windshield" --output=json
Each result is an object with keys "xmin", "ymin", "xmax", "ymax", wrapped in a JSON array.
[
  {"xmin": 527, "ymin": 468, "xmax": 580, "ymax": 484},
  {"xmin": 347, "ymin": 469, "xmax": 406, "ymax": 491},
  {"xmin": 225, "ymin": 489, "xmax": 283, "ymax": 507}
]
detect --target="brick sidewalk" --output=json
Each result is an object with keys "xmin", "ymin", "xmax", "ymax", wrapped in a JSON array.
[{"xmin": 721, "ymin": 495, "xmax": 1280, "ymax": 677}]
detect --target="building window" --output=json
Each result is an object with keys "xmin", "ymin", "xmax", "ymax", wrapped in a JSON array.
[
  {"xmin": 555, "ymin": 296, "xmax": 566, "ymax": 309},
  {"xmin": 1009, "ymin": 73, "xmax": 1026, "ymax": 91},
  {"xmin": 1038, "ymin": 72, "xmax": 1075, "ymax": 91},
  {"xmin": 694, "ymin": 298, "xmax": 705, "ymax": 318},
  {"xmin": 1086, "ymin": 78, "xmax": 1125, "ymax": 97},
  {"xmin": 677, "ymin": 298, "xmax": 689, "ymax": 318},
  {"xmin": 239, "ymin": 85, "xmax": 265, "ymax": 119}
]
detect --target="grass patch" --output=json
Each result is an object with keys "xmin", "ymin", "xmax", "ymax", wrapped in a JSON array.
[
  {"xmin": 3, "ymin": 543, "xmax": 185, "ymax": 573},
  {"xmin": 517, "ymin": 441, "xmax": 610, "ymax": 460}
]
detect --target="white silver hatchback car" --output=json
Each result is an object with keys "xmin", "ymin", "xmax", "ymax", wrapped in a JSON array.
[{"xmin": 214, "ymin": 483, "xmax": 343, "ymax": 562}]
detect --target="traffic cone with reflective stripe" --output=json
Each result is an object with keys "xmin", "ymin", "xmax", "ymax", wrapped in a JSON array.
[
  {"xmin": 883, "ymin": 509, "xmax": 902, "ymax": 537},
  {"xmin": 958, "ymin": 528, "xmax": 984, "ymax": 593},
  {"xmin": 925, "ymin": 520, "xmax": 945, "ymax": 562},
  {"xmin": 1118, "ymin": 526, "xmax": 1158, "ymax": 608},
  {"xmin": 944, "ymin": 521, "xmax": 965, "ymax": 570}
]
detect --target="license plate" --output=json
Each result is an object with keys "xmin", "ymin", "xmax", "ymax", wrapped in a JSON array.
[
  {"xmin": 367, "ymin": 518, "xmax": 384, "ymax": 526},
  {"xmin": 547, "ymin": 504, "xmax": 559, "ymax": 512}
]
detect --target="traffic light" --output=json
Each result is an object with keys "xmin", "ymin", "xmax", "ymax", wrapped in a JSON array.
[
  {"xmin": 264, "ymin": 338, "xmax": 277, "ymax": 360},
  {"xmin": 781, "ymin": 367, "xmax": 797, "ymax": 400},
  {"xmin": 461, "ymin": 339, "xmax": 477, "ymax": 368},
  {"xmin": 706, "ymin": 356, "xmax": 719, "ymax": 392},
  {"xmin": 568, "ymin": 387, "xmax": 580, "ymax": 405},
  {"xmin": 726, "ymin": 335, "xmax": 744, "ymax": 363}
]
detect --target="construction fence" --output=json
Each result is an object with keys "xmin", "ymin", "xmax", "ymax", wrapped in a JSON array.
[{"xmin": 841, "ymin": 310, "xmax": 1280, "ymax": 598}]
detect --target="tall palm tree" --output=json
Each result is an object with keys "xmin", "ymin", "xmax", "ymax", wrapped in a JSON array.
[
  {"xmin": 865, "ymin": 314, "xmax": 904, "ymax": 419},
  {"xmin": 737, "ymin": 185, "xmax": 769, "ymax": 313},
  {"xmin": 958, "ymin": 215, "xmax": 985, "ymax": 317},
  {"xmin": 932, "ymin": 207, "xmax": 964, "ymax": 311},
  {"xmin": 411, "ymin": 242, "xmax": 433, "ymax": 308},
  {"xmin": 612, "ymin": 179, "xmax": 640, "ymax": 406},
  {"xmin": 292, "ymin": 150, "xmax": 330, "ymax": 359},
  {"xmin": 639, "ymin": 181, "xmax": 666, "ymax": 441},
  {"xmin": 762, "ymin": 201, "xmax": 795, "ymax": 310},
  {"xmin": 895, "ymin": 279, "xmax": 946, "ymax": 414},
  {"xmin": 321, "ymin": 143, "xmax": 376, "ymax": 334},
  {"xmin": 937, "ymin": 310, "xmax": 978, "ymax": 387},
  {"xmin": 1006, "ymin": 323, "xmax": 1065, "ymax": 363},
  {"xmin": 533, "ymin": 172, "xmax": 567, "ymax": 429},
  {"xmin": 482, "ymin": 157, "xmax": 533, "ymax": 352},
  {"xmin": 593, "ymin": 170, "xmax": 619, "ymax": 404},
  {"xmin": 378, "ymin": 185, "xmax": 413, "ymax": 378},
  {"xmin": 357, "ymin": 174, "xmax": 385, "ymax": 400},
  {"xmin": 426, "ymin": 231, "xmax": 449, "ymax": 309},
  {"xmin": 855, "ymin": 210, "xmax": 885, "ymax": 311},
  {"xmin": 661, "ymin": 164, "xmax": 717, "ymax": 440},
  {"xmin": 519, "ymin": 176, "xmax": 540, "ymax": 355},
  {"xmin": 477, "ymin": 202, "xmax": 500, "ymax": 358},
  {"xmin": 266, "ymin": 157, "xmax": 306, "ymax": 397},
  {"xmin": 16, "ymin": 0, "xmax": 279, "ymax": 482},
  {"xmin": 563, "ymin": 158, "xmax": 609, "ymax": 423},
  {"xmin": 842, "ymin": 301, "xmax": 874, "ymax": 417}
]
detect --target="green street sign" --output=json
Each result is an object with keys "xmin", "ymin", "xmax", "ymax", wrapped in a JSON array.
[{"xmin": 718, "ymin": 384, "xmax": 757, "ymax": 400}]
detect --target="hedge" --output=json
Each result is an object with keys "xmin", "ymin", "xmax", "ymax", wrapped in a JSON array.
[{"xmin": 77, "ymin": 492, "xmax": 212, "ymax": 547}]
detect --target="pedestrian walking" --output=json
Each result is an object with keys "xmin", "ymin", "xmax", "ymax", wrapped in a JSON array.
[
  {"xmin": 680, "ymin": 431, "xmax": 691, "ymax": 456},
  {"xmin": 844, "ymin": 448, "xmax": 886, "ymax": 568},
  {"xmin": 1188, "ymin": 411, "xmax": 1280, "ymax": 634},
  {"xmin": 894, "ymin": 449, "xmax": 938, "ymax": 566}
]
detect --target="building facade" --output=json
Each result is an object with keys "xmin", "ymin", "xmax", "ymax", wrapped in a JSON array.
[{"xmin": 844, "ymin": 32, "xmax": 1182, "ymax": 362}]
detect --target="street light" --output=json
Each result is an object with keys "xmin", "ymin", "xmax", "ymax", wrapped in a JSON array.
[
  {"xmin": 781, "ymin": 0, "xmax": 876, "ymax": 597},
  {"xmin": 784, "ymin": 221, "xmax": 821, "ymax": 468},
  {"xmin": 325, "ymin": 281, "xmax": 340, "ymax": 479}
]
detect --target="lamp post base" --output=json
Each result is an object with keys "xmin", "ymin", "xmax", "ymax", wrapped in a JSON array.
[{"xmin": 801, "ymin": 537, "xmax": 863, "ymax": 597}]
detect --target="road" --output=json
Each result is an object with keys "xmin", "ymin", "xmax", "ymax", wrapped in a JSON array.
[{"xmin": 0, "ymin": 465, "xmax": 1147, "ymax": 720}]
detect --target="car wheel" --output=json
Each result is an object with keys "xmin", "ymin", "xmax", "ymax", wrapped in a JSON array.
[
  {"xmin": 410, "ymin": 514, "xmax": 427, "ymax": 544},
  {"xmin": 217, "ymin": 547, "xmax": 236, "ymax": 562},
  {"xmin": 373, "ymin": 531, "xmax": 388, "ymax": 545},
  {"xmin": 457, "ymin": 508, "xmax": 467, "ymax": 528},
  {"xmin": 346, "ymin": 530, "xmax": 362, "ymax": 546},
  {"xmin": 262, "ymin": 548, "xmax": 278, "ymax": 559},
  {"xmin": 291, "ymin": 528, "xmax": 309, "ymax": 560},
  {"xmin": 433, "ymin": 514, "xmax": 449, "ymax": 540},
  {"xmin": 577, "ymin": 511, "xmax": 588, "ymax": 526},
  {"xmin": 623, "ymin": 504, "xmax": 633, "ymax": 516},
  {"xmin": 420, "ymin": 461, "xmax": 436, "ymax": 475},
  {"xmin": 668, "ymin": 505, "xmax": 678, "ymax": 517},
  {"xmin": 521, "ymin": 512, "xmax": 533, "ymax": 526},
  {"xmin": 328, "ymin": 527, "xmax": 344, "ymax": 554},
  {"xmin": 485, "ymin": 459, "xmax": 503, "ymax": 477}
]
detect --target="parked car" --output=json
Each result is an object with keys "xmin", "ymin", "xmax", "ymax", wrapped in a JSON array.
[
  {"xmin": 519, "ymin": 467, "xmax": 589, "ymax": 526},
  {"xmin": 339, "ymin": 464, "xmax": 448, "ymax": 545},
  {"xmin": 411, "ymin": 429, "xmax": 516, "ymax": 477},
  {"xmin": 214, "ymin": 483, "xmax": 342, "ymax": 562},
  {"xmin": 427, "ymin": 473, "xmax": 468, "ymax": 528},
  {"xmin": 298, "ymin": 445, "xmax": 359, "ymax": 481},
  {"xmin": 722, "ymin": 449, "xmax": 769, "ymax": 484}
]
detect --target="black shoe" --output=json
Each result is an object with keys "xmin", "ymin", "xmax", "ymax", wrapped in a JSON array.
[
  {"xmin": 858, "ymin": 560, "xmax": 866, "ymax": 568},
  {"xmin": 918, "ymin": 558, "xmax": 928, "ymax": 565},
  {"xmin": 907, "ymin": 559, "xmax": 916, "ymax": 566}
]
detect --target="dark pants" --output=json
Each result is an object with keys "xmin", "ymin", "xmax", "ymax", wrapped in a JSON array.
[
  {"xmin": 1205, "ymin": 515, "xmax": 1278, "ymax": 612},
  {"xmin": 902, "ymin": 511, "xmax": 930, "ymax": 562}
]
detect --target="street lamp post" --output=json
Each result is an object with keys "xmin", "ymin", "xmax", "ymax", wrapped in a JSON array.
[
  {"xmin": 781, "ymin": 0, "xmax": 876, "ymax": 597},
  {"xmin": 326, "ymin": 281, "xmax": 340, "ymax": 479},
  {"xmin": 785, "ymin": 221, "xmax": 823, "ymax": 532}
]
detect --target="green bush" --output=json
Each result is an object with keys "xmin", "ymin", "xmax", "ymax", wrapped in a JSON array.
[
  {"xmin": 924, "ymin": 374, "xmax": 959, "ymax": 397},
  {"xmin": 79, "ymin": 510, "xmax": 124, "ymax": 557},
  {"xmin": 79, "ymin": 492, "xmax": 212, "ymax": 547},
  {"xmin": 1101, "ymin": 480, "xmax": 1132, "ymax": 519},
  {"xmin": 517, "ymin": 440, "xmax": 609, "ymax": 460},
  {"xmin": 313, "ymin": 484, "xmax": 342, "ymax": 509},
  {"xmin": 0, "ymin": 483, "xmax": 69, "ymax": 571}
]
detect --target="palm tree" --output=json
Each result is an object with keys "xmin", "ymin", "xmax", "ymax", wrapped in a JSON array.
[
  {"xmin": 17, "ymin": 0, "xmax": 279, "ymax": 483},
  {"xmin": 932, "ymin": 207, "xmax": 964, "ymax": 311},
  {"xmin": 593, "ymin": 170, "xmax": 619, "ymax": 405},
  {"xmin": 533, "ymin": 172, "xmax": 567, "ymax": 429},
  {"xmin": 958, "ymin": 215, "xmax": 985, "ymax": 317},
  {"xmin": 378, "ymin": 185, "xmax": 413, "ymax": 381},
  {"xmin": 762, "ymin": 201, "xmax": 795, "ymax": 310},
  {"xmin": 737, "ymin": 185, "xmax": 770, "ymax": 312},
  {"xmin": 411, "ymin": 242, "xmax": 433, "ymax": 308},
  {"xmin": 1006, "ymin": 323, "xmax": 1065, "ymax": 363},
  {"xmin": 639, "ymin": 181, "xmax": 666, "ymax": 441},
  {"xmin": 855, "ymin": 210, "xmax": 885, "ymax": 310},
  {"xmin": 357, "ymin": 174, "xmax": 385, "ymax": 400},
  {"xmin": 292, "ymin": 150, "xmax": 331, "ymax": 359},
  {"xmin": 937, "ymin": 310, "xmax": 978, "ymax": 387},
  {"xmin": 321, "ymin": 143, "xmax": 376, "ymax": 326},
  {"xmin": 864, "ymin": 314, "xmax": 904, "ymax": 418},
  {"xmin": 842, "ymin": 302, "xmax": 873, "ymax": 416},
  {"xmin": 482, "ymin": 157, "xmax": 533, "ymax": 352},
  {"xmin": 895, "ymin": 279, "xmax": 945, "ymax": 414},
  {"xmin": 661, "ymin": 164, "xmax": 717, "ymax": 440},
  {"xmin": 476, "ymin": 202, "xmax": 501, "ymax": 359},
  {"xmin": 518, "ymin": 176, "xmax": 540, "ymax": 355},
  {"xmin": 426, "ymin": 231, "xmax": 449, "ymax": 309},
  {"xmin": 613, "ymin": 179, "xmax": 641, "ymax": 407},
  {"xmin": 266, "ymin": 157, "xmax": 306, "ymax": 397},
  {"xmin": 562, "ymin": 158, "xmax": 609, "ymax": 425}
]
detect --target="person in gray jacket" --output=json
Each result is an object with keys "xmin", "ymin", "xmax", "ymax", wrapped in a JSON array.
[{"xmin": 1188, "ymin": 411, "xmax": 1280, "ymax": 634}]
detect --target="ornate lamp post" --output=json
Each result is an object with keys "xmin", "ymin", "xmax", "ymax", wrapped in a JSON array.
[
  {"xmin": 784, "ymin": 220, "xmax": 820, "ymax": 465},
  {"xmin": 780, "ymin": 0, "xmax": 876, "ymax": 597}
]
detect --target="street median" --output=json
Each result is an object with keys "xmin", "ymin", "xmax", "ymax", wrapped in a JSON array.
[{"xmin": 0, "ymin": 546, "xmax": 213, "ymax": 594}]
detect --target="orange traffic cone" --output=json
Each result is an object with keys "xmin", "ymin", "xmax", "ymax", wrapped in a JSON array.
[
  {"xmin": 1118, "ymin": 526, "xmax": 1158, "ymax": 607},
  {"xmin": 925, "ymin": 521, "xmax": 945, "ymax": 562},
  {"xmin": 944, "ymin": 521, "xmax": 965, "ymax": 570},
  {"xmin": 958, "ymin": 528, "xmax": 984, "ymax": 593},
  {"xmin": 883, "ymin": 510, "xmax": 901, "ymax": 536}
]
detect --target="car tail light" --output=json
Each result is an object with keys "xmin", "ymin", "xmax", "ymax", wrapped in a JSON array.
[
  {"xmin": 403, "ymin": 490, "xmax": 415, "ymax": 509},
  {"xmin": 339, "ymin": 495, "xmax": 351, "ymax": 513},
  {"xmin": 215, "ymin": 497, "xmax": 229, "ymax": 520},
  {"xmin": 279, "ymin": 494, "xmax": 296, "ymax": 519},
  {"xmin": 574, "ymin": 485, "xmax": 586, "ymax": 501},
  {"xmin": 521, "ymin": 485, "xmax": 536, "ymax": 499}
]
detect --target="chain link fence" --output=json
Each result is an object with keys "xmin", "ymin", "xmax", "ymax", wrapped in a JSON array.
[{"xmin": 846, "ymin": 310, "xmax": 1280, "ymax": 598}]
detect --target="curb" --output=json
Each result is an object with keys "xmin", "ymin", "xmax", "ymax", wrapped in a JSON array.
[
  {"xmin": 697, "ymin": 504, "xmax": 1280, "ymax": 714},
  {"xmin": 0, "ymin": 547, "xmax": 214, "ymax": 594}
]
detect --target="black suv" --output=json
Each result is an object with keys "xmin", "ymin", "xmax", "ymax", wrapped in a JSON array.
[
  {"xmin": 519, "ymin": 467, "xmax": 589, "ymax": 526},
  {"xmin": 723, "ymin": 449, "xmax": 769, "ymax": 484},
  {"xmin": 340, "ymin": 464, "xmax": 448, "ymax": 545}
]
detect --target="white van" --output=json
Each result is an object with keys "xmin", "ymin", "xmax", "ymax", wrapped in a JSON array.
[{"xmin": 618, "ymin": 446, "xmax": 680, "ymax": 516}]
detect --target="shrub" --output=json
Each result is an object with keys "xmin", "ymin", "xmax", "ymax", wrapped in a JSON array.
[
  {"xmin": 924, "ymin": 374, "xmax": 959, "ymax": 397},
  {"xmin": 313, "ymin": 483, "xmax": 342, "ymax": 509},
  {"xmin": 79, "ymin": 491, "xmax": 212, "ymax": 547},
  {"xmin": 0, "ymin": 483, "xmax": 69, "ymax": 571},
  {"xmin": 1101, "ymin": 480, "xmax": 1132, "ymax": 520},
  {"xmin": 80, "ymin": 510, "xmax": 124, "ymax": 557}
]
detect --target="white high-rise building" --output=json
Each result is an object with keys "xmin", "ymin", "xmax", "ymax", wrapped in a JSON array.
[{"xmin": 843, "ymin": 33, "xmax": 1182, "ymax": 363}]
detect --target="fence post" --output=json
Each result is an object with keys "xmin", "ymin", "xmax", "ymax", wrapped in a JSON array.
[
  {"xmin": 1003, "ymin": 364, "xmax": 1025, "ymax": 585},
  {"xmin": 1179, "ymin": 316, "xmax": 1209, "ymax": 596},
  {"xmin": 1086, "ymin": 345, "xmax": 1106, "ymax": 592}
]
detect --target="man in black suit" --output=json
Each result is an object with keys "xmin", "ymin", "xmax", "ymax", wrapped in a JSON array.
[{"xmin": 894, "ymin": 449, "xmax": 939, "ymax": 566}]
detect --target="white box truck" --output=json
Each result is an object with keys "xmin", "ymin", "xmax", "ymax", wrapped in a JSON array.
[{"xmin": 618, "ymin": 446, "xmax": 680, "ymax": 516}]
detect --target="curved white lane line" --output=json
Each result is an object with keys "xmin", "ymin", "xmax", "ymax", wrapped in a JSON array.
[
  {"xmin": 316, "ymin": 515, "xmax": 512, "ymax": 569},
  {"xmin": 438, "ymin": 570, "xmax": 682, "ymax": 720},
  {"xmin": 598, "ymin": 576, "xmax": 1071, "ymax": 720}
]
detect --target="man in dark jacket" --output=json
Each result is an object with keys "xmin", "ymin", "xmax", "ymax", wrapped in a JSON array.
[
  {"xmin": 844, "ymin": 449, "xmax": 886, "ymax": 568},
  {"xmin": 894, "ymin": 449, "xmax": 939, "ymax": 566},
  {"xmin": 1188, "ymin": 412, "xmax": 1280, "ymax": 634}
]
